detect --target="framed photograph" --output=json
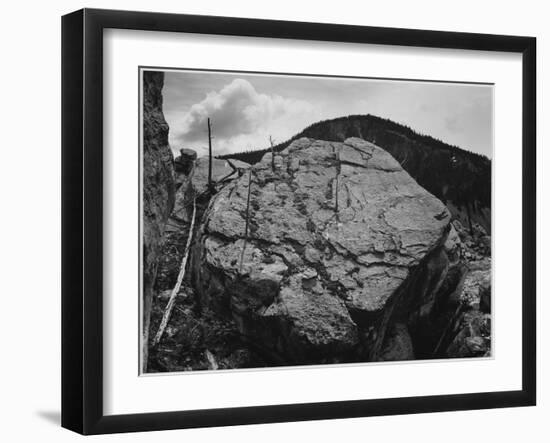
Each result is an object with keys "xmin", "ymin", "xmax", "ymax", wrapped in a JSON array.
[{"xmin": 62, "ymin": 8, "xmax": 536, "ymax": 435}]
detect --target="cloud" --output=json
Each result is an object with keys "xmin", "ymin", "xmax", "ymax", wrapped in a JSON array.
[{"xmin": 170, "ymin": 79, "xmax": 316, "ymax": 156}]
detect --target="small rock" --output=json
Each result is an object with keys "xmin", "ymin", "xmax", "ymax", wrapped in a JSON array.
[
  {"xmin": 174, "ymin": 148, "xmax": 197, "ymax": 174},
  {"xmin": 447, "ymin": 310, "xmax": 491, "ymax": 358}
]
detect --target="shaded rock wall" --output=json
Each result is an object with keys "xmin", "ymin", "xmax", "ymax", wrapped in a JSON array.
[{"xmin": 142, "ymin": 71, "xmax": 175, "ymax": 371}]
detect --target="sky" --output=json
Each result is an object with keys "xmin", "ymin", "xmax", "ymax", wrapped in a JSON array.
[{"xmin": 161, "ymin": 69, "xmax": 493, "ymax": 159}]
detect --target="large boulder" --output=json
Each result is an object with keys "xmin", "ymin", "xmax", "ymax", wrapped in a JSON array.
[
  {"xmin": 191, "ymin": 137, "xmax": 453, "ymax": 363},
  {"xmin": 142, "ymin": 71, "xmax": 176, "ymax": 370}
]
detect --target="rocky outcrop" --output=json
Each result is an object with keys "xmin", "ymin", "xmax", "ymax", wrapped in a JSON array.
[
  {"xmin": 444, "ymin": 252, "xmax": 491, "ymax": 358},
  {"xmin": 190, "ymin": 137, "xmax": 458, "ymax": 363},
  {"xmin": 172, "ymin": 155, "xmax": 249, "ymax": 222},
  {"xmin": 446, "ymin": 310, "xmax": 491, "ymax": 357},
  {"xmin": 174, "ymin": 148, "xmax": 197, "ymax": 176},
  {"xmin": 142, "ymin": 71, "xmax": 175, "ymax": 371},
  {"xmin": 408, "ymin": 218, "xmax": 492, "ymax": 359}
]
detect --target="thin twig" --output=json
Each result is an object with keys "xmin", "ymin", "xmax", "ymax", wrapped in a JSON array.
[
  {"xmin": 269, "ymin": 135, "xmax": 275, "ymax": 171},
  {"xmin": 172, "ymin": 160, "xmax": 245, "ymax": 216},
  {"xmin": 153, "ymin": 197, "xmax": 197, "ymax": 346},
  {"xmin": 334, "ymin": 150, "xmax": 340, "ymax": 214},
  {"xmin": 207, "ymin": 118, "xmax": 213, "ymax": 189},
  {"xmin": 238, "ymin": 169, "xmax": 253, "ymax": 274}
]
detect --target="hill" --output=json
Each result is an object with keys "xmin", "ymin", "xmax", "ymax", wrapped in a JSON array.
[{"xmin": 218, "ymin": 114, "xmax": 491, "ymax": 232}]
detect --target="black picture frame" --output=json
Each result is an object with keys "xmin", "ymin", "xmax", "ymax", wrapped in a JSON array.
[{"xmin": 61, "ymin": 8, "xmax": 536, "ymax": 435}]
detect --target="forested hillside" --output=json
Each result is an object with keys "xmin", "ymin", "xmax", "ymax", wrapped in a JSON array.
[{"xmin": 219, "ymin": 115, "xmax": 491, "ymax": 231}]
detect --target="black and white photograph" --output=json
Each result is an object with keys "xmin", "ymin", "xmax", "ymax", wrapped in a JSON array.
[
  {"xmin": 0, "ymin": 0, "xmax": 545, "ymax": 439},
  {"xmin": 141, "ymin": 68, "xmax": 492, "ymax": 373}
]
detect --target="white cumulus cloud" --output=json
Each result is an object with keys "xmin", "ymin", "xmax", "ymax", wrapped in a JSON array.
[{"xmin": 171, "ymin": 79, "xmax": 317, "ymax": 156}]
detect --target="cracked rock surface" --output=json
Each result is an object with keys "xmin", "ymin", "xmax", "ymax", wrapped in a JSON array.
[{"xmin": 191, "ymin": 137, "xmax": 453, "ymax": 363}]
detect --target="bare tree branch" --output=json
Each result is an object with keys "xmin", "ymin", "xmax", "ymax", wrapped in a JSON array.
[
  {"xmin": 335, "ymin": 150, "xmax": 340, "ymax": 214},
  {"xmin": 153, "ymin": 197, "xmax": 197, "ymax": 347},
  {"xmin": 207, "ymin": 118, "xmax": 213, "ymax": 190}
]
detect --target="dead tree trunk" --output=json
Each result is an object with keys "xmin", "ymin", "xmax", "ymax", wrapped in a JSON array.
[
  {"xmin": 207, "ymin": 118, "xmax": 213, "ymax": 190},
  {"xmin": 239, "ymin": 169, "xmax": 253, "ymax": 274},
  {"xmin": 269, "ymin": 135, "xmax": 275, "ymax": 171},
  {"xmin": 334, "ymin": 150, "xmax": 340, "ymax": 214},
  {"xmin": 152, "ymin": 197, "xmax": 197, "ymax": 346}
]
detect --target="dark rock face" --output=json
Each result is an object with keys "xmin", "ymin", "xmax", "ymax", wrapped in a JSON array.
[
  {"xmin": 444, "ymin": 243, "xmax": 491, "ymax": 358},
  {"xmin": 408, "ymin": 220, "xmax": 492, "ymax": 360},
  {"xmin": 446, "ymin": 311, "xmax": 491, "ymax": 357},
  {"xmin": 142, "ymin": 71, "xmax": 175, "ymax": 370},
  {"xmin": 174, "ymin": 148, "xmax": 197, "ymax": 176},
  {"xmin": 379, "ymin": 323, "xmax": 414, "ymax": 361},
  {"xmin": 190, "ymin": 137, "xmax": 463, "ymax": 364}
]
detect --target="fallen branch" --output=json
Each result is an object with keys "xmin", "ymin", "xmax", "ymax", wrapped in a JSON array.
[
  {"xmin": 153, "ymin": 197, "xmax": 197, "ymax": 347},
  {"xmin": 205, "ymin": 349, "xmax": 219, "ymax": 370}
]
